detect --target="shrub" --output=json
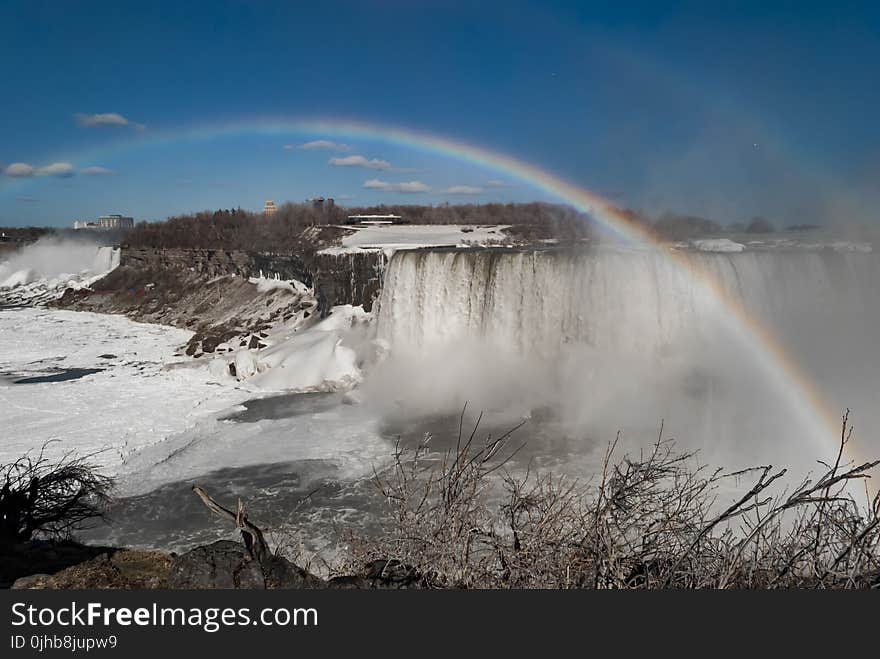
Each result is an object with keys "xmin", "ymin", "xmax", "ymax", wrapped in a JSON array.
[
  {"xmin": 347, "ymin": 413, "xmax": 880, "ymax": 588},
  {"xmin": 0, "ymin": 445, "xmax": 114, "ymax": 545}
]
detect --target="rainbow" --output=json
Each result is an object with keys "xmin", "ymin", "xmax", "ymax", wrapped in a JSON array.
[{"xmin": 2, "ymin": 117, "xmax": 862, "ymax": 477}]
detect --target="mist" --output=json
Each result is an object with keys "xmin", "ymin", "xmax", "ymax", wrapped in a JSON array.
[{"xmin": 0, "ymin": 236, "xmax": 119, "ymax": 288}]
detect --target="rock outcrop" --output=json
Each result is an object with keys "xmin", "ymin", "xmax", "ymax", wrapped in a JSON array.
[{"xmin": 11, "ymin": 549, "xmax": 173, "ymax": 589}]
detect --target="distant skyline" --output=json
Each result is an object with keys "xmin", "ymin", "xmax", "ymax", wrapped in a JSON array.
[{"xmin": 1, "ymin": 1, "xmax": 878, "ymax": 227}]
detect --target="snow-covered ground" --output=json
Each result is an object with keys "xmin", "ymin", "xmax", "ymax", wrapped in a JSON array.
[
  {"xmin": 0, "ymin": 304, "xmax": 386, "ymax": 483},
  {"xmin": 0, "ymin": 308, "xmax": 249, "ymax": 471},
  {"xmin": 690, "ymin": 238, "xmax": 746, "ymax": 253},
  {"xmin": 318, "ymin": 224, "xmax": 511, "ymax": 255}
]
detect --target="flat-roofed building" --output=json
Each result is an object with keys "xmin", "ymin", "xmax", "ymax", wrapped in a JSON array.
[{"xmin": 98, "ymin": 214, "xmax": 134, "ymax": 229}]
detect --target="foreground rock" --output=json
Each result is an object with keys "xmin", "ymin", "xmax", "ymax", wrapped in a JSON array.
[
  {"xmin": 166, "ymin": 540, "xmax": 324, "ymax": 589},
  {"xmin": 9, "ymin": 540, "xmax": 426, "ymax": 590},
  {"xmin": 11, "ymin": 549, "xmax": 172, "ymax": 589}
]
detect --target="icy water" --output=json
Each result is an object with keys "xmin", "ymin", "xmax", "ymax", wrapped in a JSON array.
[
  {"xmin": 13, "ymin": 367, "xmax": 104, "ymax": 384},
  {"xmin": 80, "ymin": 391, "xmax": 574, "ymax": 557}
]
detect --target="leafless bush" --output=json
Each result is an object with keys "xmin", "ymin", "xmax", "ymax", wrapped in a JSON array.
[
  {"xmin": 347, "ymin": 411, "xmax": 880, "ymax": 588},
  {"xmin": 0, "ymin": 444, "xmax": 114, "ymax": 545}
]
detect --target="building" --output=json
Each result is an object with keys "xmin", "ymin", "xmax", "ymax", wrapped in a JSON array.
[
  {"xmin": 308, "ymin": 197, "xmax": 335, "ymax": 212},
  {"xmin": 263, "ymin": 200, "xmax": 277, "ymax": 216},
  {"xmin": 73, "ymin": 220, "xmax": 100, "ymax": 230},
  {"xmin": 73, "ymin": 214, "xmax": 134, "ymax": 230},
  {"xmin": 98, "ymin": 214, "xmax": 134, "ymax": 229},
  {"xmin": 346, "ymin": 214, "xmax": 405, "ymax": 226}
]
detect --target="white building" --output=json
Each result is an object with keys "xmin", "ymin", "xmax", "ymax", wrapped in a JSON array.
[
  {"xmin": 98, "ymin": 214, "xmax": 134, "ymax": 229},
  {"xmin": 74, "ymin": 214, "xmax": 133, "ymax": 230}
]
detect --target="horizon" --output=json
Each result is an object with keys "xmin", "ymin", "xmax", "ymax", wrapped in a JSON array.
[{"xmin": 2, "ymin": 1, "xmax": 879, "ymax": 227}]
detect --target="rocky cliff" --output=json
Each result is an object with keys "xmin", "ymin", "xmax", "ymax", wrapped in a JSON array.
[
  {"xmin": 52, "ymin": 246, "xmax": 386, "ymax": 355},
  {"xmin": 117, "ymin": 247, "xmax": 385, "ymax": 314}
]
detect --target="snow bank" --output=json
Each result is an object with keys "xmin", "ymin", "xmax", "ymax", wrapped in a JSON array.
[
  {"xmin": 248, "ymin": 272, "xmax": 311, "ymax": 294},
  {"xmin": 209, "ymin": 305, "xmax": 371, "ymax": 393},
  {"xmin": 691, "ymin": 238, "xmax": 745, "ymax": 253}
]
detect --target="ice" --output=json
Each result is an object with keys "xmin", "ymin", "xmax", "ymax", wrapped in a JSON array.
[
  {"xmin": 0, "ymin": 307, "xmax": 393, "ymax": 505},
  {"xmin": 248, "ymin": 273, "xmax": 311, "ymax": 293},
  {"xmin": 0, "ymin": 308, "xmax": 247, "ymax": 472},
  {"xmin": 208, "ymin": 304, "xmax": 370, "ymax": 392}
]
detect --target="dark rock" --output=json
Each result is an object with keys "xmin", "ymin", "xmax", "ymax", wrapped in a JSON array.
[
  {"xmin": 167, "ymin": 541, "xmax": 264, "ymax": 589},
  {"xmin": 248, "ymin": 335, "xmax": 260, "ymax": 349},
  {"xmin": 262, "ymin": 555, "xmax": 325, "ymax": 589},
  {"xmin": 201, "ymin": 336, "xmax": 223, "ymax": 353}
]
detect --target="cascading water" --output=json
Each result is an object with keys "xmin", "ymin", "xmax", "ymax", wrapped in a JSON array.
[
  {"xmin": 370, "ymin": 246, "xmax": 880, "ymax": 473},
  {"xmin": 0, "ymin": 239, "xmax": 121, "ymax": 304}
]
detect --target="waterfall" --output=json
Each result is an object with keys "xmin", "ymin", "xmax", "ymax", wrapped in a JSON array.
[
  {"xmin": 369, "ymin": 246, "xmax": 880, "ymax": 470},
  {"xmin": 377, "ymin": 247, "xmax": 878, "ymax": 358}
]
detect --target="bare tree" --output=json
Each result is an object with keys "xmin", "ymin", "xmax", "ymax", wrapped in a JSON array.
[
  {"xmin": 346, "ymin": 413, "xmax": 880, "ymax": 588},
  {"xmin": 0, "ymin": 444, "xmax": 113, "ymax": 544}
]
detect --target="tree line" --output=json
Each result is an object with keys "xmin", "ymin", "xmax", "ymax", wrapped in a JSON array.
[{"xmin": 119, "ymin": 202, "xmax": 788, "ymax": 252}]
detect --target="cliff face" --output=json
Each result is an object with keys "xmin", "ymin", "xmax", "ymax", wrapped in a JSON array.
[
  {"xmin": 51, "ymin": 247, "xmax": 386, "ymax": 354},
  {"xmin": 119, "ymin": 247, "xmax": 385, "ymax": 314}
]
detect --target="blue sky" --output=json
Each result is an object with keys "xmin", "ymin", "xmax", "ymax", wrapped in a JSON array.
[{"xmin": 1, "ymin": 0, "xmax": 878, "ymax": 227}]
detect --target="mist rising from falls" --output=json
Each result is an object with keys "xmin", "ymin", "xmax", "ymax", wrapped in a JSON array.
[
  {"xmin": 367, "ymin": 247, "xmax": 880, "ymax": 473},
  {"xmin": 0, "ymin": 237, "xmax": 120, "ymax": 288}
]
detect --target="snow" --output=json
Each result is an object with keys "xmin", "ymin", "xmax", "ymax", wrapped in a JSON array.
[
  {"xmin": 208, "ymin": 304, "xmax": 371, "ymax": 393},
  {"xmin": 318, "ymin": 224, "xmax": 511, "ymax": 255},
  {"xmin": 690, "ymin": 238, "xmax": 746, "ymax": 253},
  {"xmin": 0, "ymin": 307, "xmax": 394, "ymax": 504},
  {"xmin": 0, "ymin": 308, "xmax": 247, "ymax": 471},
  {"xmin": 248, "ymin": 273, "xmax": 311, "ymax": 294}
]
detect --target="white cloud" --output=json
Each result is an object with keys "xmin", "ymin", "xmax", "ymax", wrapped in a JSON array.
[
  {"xmin": 4, "ymin": 161, "xmax": 91, "ymax": 178},
  {"xmin": 36, "ymin": 162, "xmax": 76, "ymax": 177},
  {"xmin": 331, "ymin": 155, "xmax": 392, "ymax": 170},
  {"xmin": 446, "ymin": 185, "xmax": 484, "ymax": 195},
  {"xmin": 4, "ymin": 163, "xmax": 35, "ymax": 177},
  {"xmin": 298, "ymin": 140, "xmax": 351, "ymax": 152},
  {"xmin": 363, "ymin": 179, "xmax": 430, "ymax": 193},
  {"xmin": 81, "ymin": 166, "xmax": 114, "ymax": 176},
  {"xmin": 74, "ymin": 113, "xmax": 144, "ymax": 130}
]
